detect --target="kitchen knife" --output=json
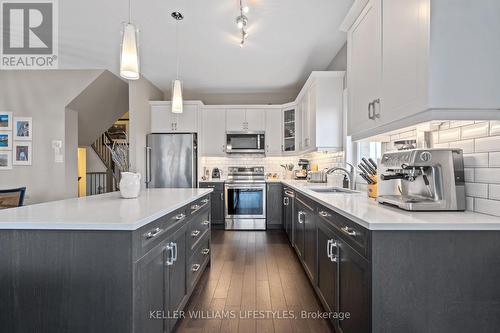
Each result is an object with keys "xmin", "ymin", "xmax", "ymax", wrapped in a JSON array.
[
  {"xmin": 359, "ymin": 173, "xmax": 373, "ymax": 184},
  {"xmin": 368, "ymin": 158, "xmax": 377, "ymax": 170},
  {"xmin": 362, "ymin": 158, "xmax": 377, "ymax": 175},
  {"xmin": 358, "ymin": 164, "xmax": 371, "ymax": 178}
]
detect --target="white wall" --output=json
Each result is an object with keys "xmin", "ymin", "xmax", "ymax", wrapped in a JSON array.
[
  {"xmin": 0, "ymin": 70, "xmax": 102, "ymax": 204},
  {"xmin": 128, "ymin": 76, "xmax": 163, "ymax": 187},
  {"xmin": 326, "ymin": 43, "xmax": 347, "ymax": 71}
]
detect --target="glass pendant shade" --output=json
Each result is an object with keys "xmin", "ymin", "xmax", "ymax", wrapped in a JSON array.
[
  {"xmin": 172, "ymin": 79, "xmax": 183, "ymax": 113},
  {"xmin": 120, "ymin": 23, "xmax": 140, "ymax": 80}
]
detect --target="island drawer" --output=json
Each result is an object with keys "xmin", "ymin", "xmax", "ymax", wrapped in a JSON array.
[
  {"xmin": 187, "ymin": 234, "xmax": 210, "ymax": 290},
  {"xmin": 187, "ymin": 207, "xmax": 210, "ymax": 251},
  {"xmin": 132, "ymin": 206, "xmax": 188, "ymax": 261},
  {"xmin": 316, "ymin": 205, "xmax": 370, "ymax": 259},
  {"xmin": 188, "ymin": 195, "xmax": 211, "ymax": 215}
]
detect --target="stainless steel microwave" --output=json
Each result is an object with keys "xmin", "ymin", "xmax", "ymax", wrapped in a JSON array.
[{"xmin": 226, "ymin": 131, "xmax": 265, "ymax": 154}]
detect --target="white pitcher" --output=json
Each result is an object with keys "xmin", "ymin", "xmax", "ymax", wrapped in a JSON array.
[{"xmin": 119, "ymin": 172, "xmax": 141, "ymax": 199}]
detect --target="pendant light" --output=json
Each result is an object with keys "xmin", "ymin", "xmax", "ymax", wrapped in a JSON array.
[
  {"xmin": 171, "ymin": 12, "xmax": 184, "ymax": 114},
  {"xmin": 120, "ymin": 0, "xmax": 140, "ymax": 80}
]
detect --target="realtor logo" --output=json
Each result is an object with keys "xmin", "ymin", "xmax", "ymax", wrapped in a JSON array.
[{"xmin": 1, "ymin": 0, "xmax": 58, "ymax": 69}]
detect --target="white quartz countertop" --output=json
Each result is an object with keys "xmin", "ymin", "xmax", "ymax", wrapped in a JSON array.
[
  {"xmin": 282, "ymin": 180, "xmax": 500, "ymax": 231},
  {"xmin": 0, "ymin": 188, "xmax": 212, "ymax": 231}
]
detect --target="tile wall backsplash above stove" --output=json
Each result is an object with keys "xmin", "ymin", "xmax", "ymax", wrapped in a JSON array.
[
  {"xmin": 199, "ymin": 151, "xmax": 345, "ymax": 180},
  {"xmin": 381, "ymin": 120, "xmax": 500, "ymax": 217}
]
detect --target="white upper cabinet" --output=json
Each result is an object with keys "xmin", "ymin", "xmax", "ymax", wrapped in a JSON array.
[
  {"xmin": 245, "ymin": 109, "xmax": 266, "ymax": 132},
  {"xmin": 342, "ymin": 0, "xmax": 500, "ymax": 140},
  {"xmin": 226, "ymin": 108, "xmax": 265, "ymax": 132},
  {"xmin": 225, "ymin": 109, "xmax": 247, "ymax": 131},
  {"xmin": 264, "ymin": 108, "xmax": 283, "ymax": 155},
  {"xmin": 201, "ymin": 108, "xmax": 226, "ymax": 156},
  {"xmin": 347, "ymin": 0, "xmax": 382, "ymax": 137},
  {"xmin": 297, "ymin": 72, "xmax": 345, "ymax": 152},
  {"xmin": 150, "ymin": 101, "xmax": 199, "ymax": 133}
]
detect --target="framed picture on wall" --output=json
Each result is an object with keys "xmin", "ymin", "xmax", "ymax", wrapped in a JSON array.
[
  {"xmin": 0, "ymin": 112, "xmax": 12, "ymax": 130},
  {"xmin": 13, "ymin": 142, "xmax": 32, "ymax": 166},
  {"xmin": 14, "ymin": 117, "xmax": 32, "ymax": 140},
  {"xmin": 0, "ymin": 132, "xmax": 12, "ymax": 150},
  {"xmin": 0, "ymin": 151, "xmax": 12, "ymax": 170}
]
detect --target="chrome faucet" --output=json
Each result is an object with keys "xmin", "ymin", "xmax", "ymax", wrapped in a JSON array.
[{"xmin": 325, "ymin": 163, "xmax": 356, "ymax": 190}]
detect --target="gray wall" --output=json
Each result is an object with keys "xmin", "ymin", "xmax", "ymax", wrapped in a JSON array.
[
  {"xmin": 326, "ymin": 42, "xmax": 347, "ymax": 71},
  {"xmin": 128, "ymin": 76, "xmax": 163, "ymax": 187},
  {"xmin": 0, "ymin": 70, "xmax": 102, "ymax": 204},
  {"xmin": 0, "ymin": 70, "xmax": 127, "ymax": 204}
]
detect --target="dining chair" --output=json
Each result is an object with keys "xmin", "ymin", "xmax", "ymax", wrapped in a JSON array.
[{"xmin": 0, "ymin": 187, "xmax": 26, "ymax": 209}]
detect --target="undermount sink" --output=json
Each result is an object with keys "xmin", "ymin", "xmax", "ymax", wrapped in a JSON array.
[{"xmin": 308, "ymin": 187, "xmax": 360, "ymax": 194}]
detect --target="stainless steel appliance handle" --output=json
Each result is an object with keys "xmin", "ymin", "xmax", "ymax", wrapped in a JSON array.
[{"xmin": 145, "ymin": 146, "xmax": 152, "ymax": 185}]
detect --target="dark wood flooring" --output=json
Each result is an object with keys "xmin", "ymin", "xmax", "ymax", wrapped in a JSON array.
[{"xmin": 176, "ymin": 230, "xmax": 332, "ymax": 333}]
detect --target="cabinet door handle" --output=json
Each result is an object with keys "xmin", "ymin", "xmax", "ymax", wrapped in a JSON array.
[
  {"xmin": 368, "ymin": 102, "xmax": 374, "ymax": 120},
  {"xmin": 341, "ymin": 226, "xmax": 357, "ymax": 237},
  {"xmin": 175, "ymin": 213, "xmax": 186, "ymax": 221},
  {"xmin": 327, "ymin": 239, "xmax": 332, "ymax": 257},
  {"xmin": 373, "ymin": 98, "xmax": 381, "ymax": 119},
  {"xmin": 329, "ymin": 240, "xmax": 338, "ymax": 262},
  {"xmin": 319, "ymin": 211, "xmax": 330, "ymax": 218},
  {"xmin": 191, "ymin": 230, "xmax": 200, "ymax": 237},
  {"xmin": 202, "ymin": 220, "xmax": 210, "ymax": 226},
  {"xmin": 202, "ymin": 248, "xmax": 210, "ymax": 255},
  {"xmin": 144, "ymin": 227, "xmax": 162, "ymax": 240},
  {"xmin": 172, "ymin": 242, "xmax": 178, "ymax": 262},
  {"xmin": 283, "ymin": 197, "xmax": 289, "ymax": 206},
  {"xmin": 165, "ymin": 243, "xmax": 174, "ymax": 266},
  {"xmin": 222, "ymin": 144, "xmax": 225, "ymax": 152},
  {"xmin": 192, "ymin": 264, "xmax": 201, "ymax": 272},
  {"xmin": 298, "ymin": 211, "xmax": 305, "ymax": 224},
  {"xmin": 220, "ymin": 192, "xmax": 224, "ymax": 201}
]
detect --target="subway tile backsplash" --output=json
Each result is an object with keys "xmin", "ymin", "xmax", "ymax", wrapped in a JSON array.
[{"xmin": 384, "ymin": 120, "xmax": 500, "ymax": 217}]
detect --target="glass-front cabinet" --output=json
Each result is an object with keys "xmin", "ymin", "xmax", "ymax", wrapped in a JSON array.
[{"xmin": 283, "ymin": 107, "xmax": 298, "ymax": 152}]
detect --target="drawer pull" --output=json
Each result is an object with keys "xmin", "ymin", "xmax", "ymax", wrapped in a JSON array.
[
  {"xmin": 191, "ymin": 230, "xmax": 200, "ymax": 237},
  {"xmin": 341, "ymin": 226, "xmax": 357, "ymax": 237},
  {"xmin": 202, "ymin": 220, "xmax": 210, "ymax": 226},
  {"xmin": 175, "ymin": 213, "xmax": 186, "ymax": 220},
  {"xmin": 144, "ymin": 227, "xmax": 162, "ymax": 240},
  {"xmin": 201, "ymin": 198, "xmax": 209, "ymax": 204},
  {"xmin": 192, "ymin": 264, "xmax": 201, "ymax": 272},
  {"xmin": 319, "ymin": 211, "xmax": 330, "ymax": 217},
  {"xmin": 191, "ymin": 204, "xmax": 201, "ymax": 211},
  {"xmin": 202, "ymin": 248, "xmax": 210, "ymax": 255}
]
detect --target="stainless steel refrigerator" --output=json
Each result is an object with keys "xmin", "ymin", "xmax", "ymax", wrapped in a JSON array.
[{"xmin": 145, "ymin": 133, "xmax": 198, "ymax": 188}]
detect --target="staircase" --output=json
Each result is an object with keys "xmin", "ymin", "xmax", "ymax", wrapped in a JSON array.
[{"xmin": 89, "ymin": 131, "xmax": 120, "ymax": 194}]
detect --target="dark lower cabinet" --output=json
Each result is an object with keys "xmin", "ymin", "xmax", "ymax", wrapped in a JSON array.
[
  {"xmin": 316, "ymin": 218, "xmax": 339, "ymax": 320},
  {"xmin": 135, "ymin": 223, "xmax": 188, "ymax": 333},
  {"xmin": 266, "ymin": 183, "xmax": 283, "ymax": 228},
  {"xmin": 293, "ymin": 197, "xmax": 306, "ymax": 260},
  {"xmin": 294, "ymin": 194, "xmax": 317, "ymax": 282},
  {"xmin": 282, "ymin": 187, "xmax": 294, "ymax": 243},
  {"xmin": 166, "ymin": 224, "xmax": 187, "ymax": 331},
  {"xmin": 338, "ymin": 241, "xmax": 371, "ymax": 333},
  {"xmin": 199, "ymin": 182, "xmax": 224, "ymax": 226},
  {"xmin": 135, "ymin": 237, "xmax": 169, "ymax": 333}
]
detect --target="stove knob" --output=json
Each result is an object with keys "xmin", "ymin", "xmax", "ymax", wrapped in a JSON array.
[{"xmin": 420, "ymin": 151, "xmax": 432, "ymax": 162}]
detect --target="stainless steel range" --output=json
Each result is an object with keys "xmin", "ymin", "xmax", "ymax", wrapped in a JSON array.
[{"xmin": 224, "ymin": 166, "xmax": 266, "ymax": 230}]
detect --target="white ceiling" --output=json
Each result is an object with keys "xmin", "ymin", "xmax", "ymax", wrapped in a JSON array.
[{"xmin": 59, "ymin": 0, "xmax": 353, "ymax": 97}]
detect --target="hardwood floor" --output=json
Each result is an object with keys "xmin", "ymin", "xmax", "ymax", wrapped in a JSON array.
[{"xmin": 176, "ymin": 230, "xmax": 333, "ymax": 333}]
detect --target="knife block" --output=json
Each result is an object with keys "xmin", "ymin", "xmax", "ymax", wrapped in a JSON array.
[{"xmin": 367, "ymin": 175, "xmax": 378, "ymax": 198}]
